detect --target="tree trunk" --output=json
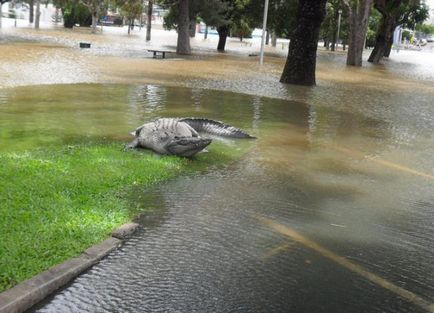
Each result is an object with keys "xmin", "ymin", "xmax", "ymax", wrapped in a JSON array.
[
  {"xmin": 331, "ymin": 31, "xmax": 336, "ymax": 51},
  {"xmin": 383, "ymin": 33, "xmax": 394, "ymax": 57},
  {"xmin": 204, "ymin": 25, "xmax": 208, "ymax": 39},
  {"xmin": 29, "ymin": 0, "xmax": 34, "ymax": 23},
  {"xmin": 368, "ymin": 0, "xmax": 401, "ymax": 64},
  {"xmin": 367, "ymin": 15, "xmax": 394, "ymax": 63},
  {"xmin": 128, "ymin": 20, "xmax": 131, "ymax": 34},
  {"xmin": 280, "ymin": 0, "xmax": 327, "ymax": 86},
  {"xmin": 345, "ymin": 0, "xmax": 373, "ymax": 66},
  {"xmin": 331, "ymin": 10, "xmax": 337, "ymax": 51},
  {"xmin": 176, "ymin": 0, "xmax": 191, "ymax": 54},
  {"xmin": 217, "ymin": 26, "xmax": 229, "ymax": 52},
  {"xmin": 91, "ymin": 12, "xmax": 97, "ymax": 33},
  {"xmin": 0, "ymin": 2, "xmax": 2, "ymax": 29},
  {"xmin": 146, "ymin": 0, "xmax": 152, "ymax": 41},
  {"xmin": 35, "ymin": 0, "xmax": 40, "ymax": 29},
  {"xmin": 271, "ymin": 32, "xmax": 277, "ymax": 47},
  {"xmin": 265, "ymin": 30, "xmax": 269, "ymax": 45}
]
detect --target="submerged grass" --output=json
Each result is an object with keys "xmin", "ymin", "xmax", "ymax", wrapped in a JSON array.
[{"xmin": 0, "ymin": 141, "xmax": 247, "ymax": 292}]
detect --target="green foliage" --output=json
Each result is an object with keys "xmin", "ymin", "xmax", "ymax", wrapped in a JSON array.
[
  {"xmin": 397, "ymin": 1, "xmax": 429, "ymax": 29},
  {"xmin": 158, "ymin": 0, "xmax": 249, "ymax": 35},
  {"xmin": 367, "ymin": 8, "xmax": 382, "ymax": 47},
  {"xmin": 118, "ymin": 0, "xmax": 143, "ymax": 23},
  {"xmin": 61, "ymin": 1, "xmax": 92, "ymax": 28},
  {"xmin": 401, "ymin": 29, "xmax": 411, "ymax": 40},
  {"xmin": 320, "ymin": 1, "xmax": 348, "ymax": 47},
  {"xmin": 415, "ymin": 23, "xmax": 434, "ymax": 35},
  {"xmin": 245, "ymin": 0, "xmax": 298, "ymax": 39},
  {"xmin": 231, "ymin": 18, "xmax": 252, "ymax": 39}
]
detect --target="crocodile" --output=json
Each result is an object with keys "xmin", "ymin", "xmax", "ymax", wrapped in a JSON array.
[{"xmin": 125, "ymin": 117, "xmax": 255, "ymax": 157}]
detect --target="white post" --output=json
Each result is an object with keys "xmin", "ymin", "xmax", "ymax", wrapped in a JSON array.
[
  {"xmin": 336, "ymin": 9, "xmax": 342, "ymax": 50},
  {"xmin": 259, "ymin": 0, "xmax": 269, "ymax": 65}
]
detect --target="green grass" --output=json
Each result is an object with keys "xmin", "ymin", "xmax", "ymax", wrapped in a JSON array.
[{"xmin": 0, "ymin": 141, "xmax": 248, "ymax": 292}]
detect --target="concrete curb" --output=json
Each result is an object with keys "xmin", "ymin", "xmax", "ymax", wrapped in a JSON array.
[{"xmin": 0, "ymin": 222, "xmax": 140, "ymax": 313}]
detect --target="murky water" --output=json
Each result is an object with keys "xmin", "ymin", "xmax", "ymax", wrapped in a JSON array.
[
  {"xmin": 1, "ymin": 28, "xmax": 434, "ymax": 312},
  {"xmin": 1, "ymin": 81, "xmax": 430, "ymax": 312}
]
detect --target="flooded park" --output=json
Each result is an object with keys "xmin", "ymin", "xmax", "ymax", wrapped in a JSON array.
[{"xmin": 1, "ymin": 14, "xmax": 434, "ymax": 313}]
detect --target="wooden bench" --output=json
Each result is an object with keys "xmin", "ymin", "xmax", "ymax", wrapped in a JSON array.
[
  {"xmin": 147, "ymin": 49, "xmax": 174, "ymax": 59},
  {"xmin": 79, "ymin": 42, "xmax": 91, "ymax": 48}
]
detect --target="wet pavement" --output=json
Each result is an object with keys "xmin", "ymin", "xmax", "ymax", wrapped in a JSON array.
[{"xmin": 1, "ymin": 24, "xmax": 433, "ymax": 313}]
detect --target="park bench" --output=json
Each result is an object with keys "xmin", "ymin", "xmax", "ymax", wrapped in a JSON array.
[
  {"xmin": 79, "ymin": 42, "xmax": 91, "ymax": 48},
  {"xmin": 148, "ymin": 49, "xmax": 174, "ymax": 59}
]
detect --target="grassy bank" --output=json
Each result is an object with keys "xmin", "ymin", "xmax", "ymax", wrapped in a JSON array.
[{"xmin": 0, "ymin": 141, "xmax": 246, "ymax": 292}]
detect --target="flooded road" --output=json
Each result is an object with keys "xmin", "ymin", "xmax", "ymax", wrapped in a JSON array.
[{"xmin": 1, "ymin": 27, "xmax": 434, "ymax": 312}]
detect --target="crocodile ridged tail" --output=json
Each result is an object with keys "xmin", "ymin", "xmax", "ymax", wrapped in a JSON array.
[{"xmin": 180, "ymin": 118, "xmax": 256, "ymax": 139}]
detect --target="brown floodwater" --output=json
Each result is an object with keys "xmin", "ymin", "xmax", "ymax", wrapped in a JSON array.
[{"xmin": 1, "ymin": 27, "xmax": 433, "ymax": 312}]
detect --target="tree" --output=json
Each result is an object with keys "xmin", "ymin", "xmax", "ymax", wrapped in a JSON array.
[
  {"xmin": 197, "ymin": 0, "xmax": 250, "ymax": 52},
  {"xmin": 320, "ymin": 2, "xmax": 336, "ymax": 49},
  {"xmin": 119, "ymin": 0, "xmax": 143, "ymax": 34},
  {"xmin": 320, "ymin": 0, "xmax": 349, "ymax": 52},
  {"xmin": 280, "ymin": 0, "xmax": 328, "ymax": 86},
  {"xmin": 53, "ymin": 0, "xmax": 92, "ymax": 28},
  {"xmin": 344, "ymin": 0, "xmax": 373, "ymax": 66},
  {"xmin": 365, "ymin": 8, "xmax": 381, "ymax": 47},
  {"xmin": 177, "ymin": 0, "xmax": 191, "ymax": 54},
  {"xmin": 383, "ymin": 1, "xmax": 428, "ymax": 56},
  {"xmin": 157, "ymin": 0, "xmax": 192, "ymax": 53},
  {"xmin": 35, "ymin": 0, "xmax": 41, "ymax": 28},
  {"xmin": 28, "ymin": 0, "xmax": 34, "ymax": 23},
  {"xmin": 146, "ymin": 0, "xmax": 153, "ymax": 41},
  {"xmin": 415, "ymin": 23, "xmax": 434, "ymax": 35},
  {"xmin": 80, "ymin": 0, "xmax": 107, "ymax": 33},
  {"xmin": 368, "ymin": 0, "xmax": 428, "ymax": 63},
  {"xmin": 246, "ymin": 0, "xmax": 298, "ymax": 40}
]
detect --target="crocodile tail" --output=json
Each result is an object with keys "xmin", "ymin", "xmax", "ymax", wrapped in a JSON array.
[{"xmin": 180, "ymin": 118, "xmax": 256, "ymax": 139}]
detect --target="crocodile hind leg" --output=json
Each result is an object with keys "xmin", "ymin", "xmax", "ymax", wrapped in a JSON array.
[
  {"xmin": 166, "ymin": 137, "xmax": 212, "ymax": 157},
  {"xmin": 124, "ymin": 138, "xmax": 140, "ymax": 150}
]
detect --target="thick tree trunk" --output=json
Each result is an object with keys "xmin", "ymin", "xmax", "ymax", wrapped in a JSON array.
[
  {"xmin": 35, "ymin": 0, "xmax": 40, "ymax": 29},
  {"xmin": 146, "ymin": 0, "xmax": 152, "ymax": 41},
  {"xmin": 29, "ymin": 0, "xmax": 34, "ymax": 23},
  {"xmin": 367, "ymin": 15, "xmax": 394, "ymax": 63},
  {"xmin": 345, "ymin": 0, "xmax": 373, "ymax": 66},
  {"xmin": 217, "ymin": 26, "xmax": 228, "ymax": 52},
  {"xmin": 204, "ymin": 25, "xmax": 208, "ymax": 39},
  {"xmin": 91, "ymin": 12, "xmax": 97, "ymax": 33},
  {"xmin": 265, "ymin": 31, "xmax": 270, "ymax": 45},
  {"xmin": 368, "ymin": 0, "xmax": 401, "ymax": 64},
  {"xmin": 176, "ymin": 0, "xmax": 191, "ymax": 54},
  {"xmin": 280, "ymin": 0, "xmax": 327, "ymax": 86}
]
